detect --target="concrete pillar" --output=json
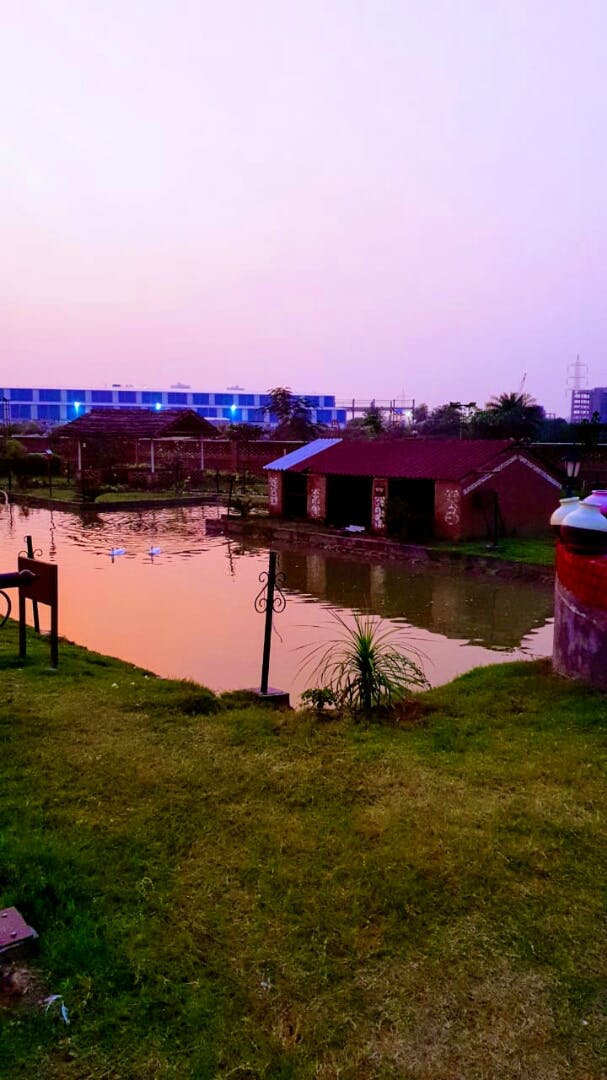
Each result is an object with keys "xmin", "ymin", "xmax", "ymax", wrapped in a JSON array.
[
  {"xmin": 307, "ymin": 474, "xmax": 327, "ymax": 521},
  {"xmin": 434, "ymin": 481, "xmax": 463, "ymax": 540},
  {"xmin": 267, "ymin": 470, "xmax": 283, "ymax": 516},
  {"xmin": 371, "ymin": 477, "xmax": 388, "ymax": 534}
]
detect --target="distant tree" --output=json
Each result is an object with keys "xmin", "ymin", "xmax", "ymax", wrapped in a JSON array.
[
  {"xmin": 482, "ymin": 391, "xmax": 545, "ymax": 440},
  {"xmin": 574, "ymin": 411, "xmax": 605, "ymax": 451},
  {"xmin": 4, "ymin": 420, "xmax": 44, "ymax": 436},
  {"xmin": 267, "ymin": 387, "xmax": 300, "ymax": 424},
  {"xmin": 417, "ymin": 402, "xmax": 477, "ymax": 437},
  {"xmin": 361, "ymin": 401, "xmax": 384, "ymax": 436},
  {"xmin": 535, "ymin": 416, "xmax": 575, "ymax": 443},
  {"xmin": 227, "ymin": 422, "xmax": 263, "ymax": 444},
  {"xmin": 267, "ymin": 386, "xmax": 319, "ymax": 440}
]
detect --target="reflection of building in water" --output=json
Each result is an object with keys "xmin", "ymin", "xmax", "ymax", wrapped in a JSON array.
[
  {"xmin": 369, "ymin": 564, "xmax": 387, "ymax": 608},
  {"xmin": 278, "ymin": 549, "xmax": 553, "ymax": 651},
  {"xmin": 307, "ymin": 554, "xmax": 326, "ymax": 596}
]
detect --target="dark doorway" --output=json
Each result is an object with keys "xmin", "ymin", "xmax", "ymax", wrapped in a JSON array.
[
  {"xmin": 326, "ymin": 476, "xmax": 373, "ymax": 528},
  {"xmin": 283, "ymin": 472, "xmax": 308, "ymax": 518},
  {"xmin": 386, "ymin": 479, "xmax": 435, "ymax": 541}
]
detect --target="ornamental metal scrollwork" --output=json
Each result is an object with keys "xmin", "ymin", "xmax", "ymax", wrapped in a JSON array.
[
  {"xmin": 0, "ymin": 590, "xmax": 11, "ymax": 628},
  {"xmin": 254, "ymin": 567, "xmax": 287, "ymax": 614},
  {"xmin": 19, "ymin": 536, "xmax": 42, "ymax": 559}
]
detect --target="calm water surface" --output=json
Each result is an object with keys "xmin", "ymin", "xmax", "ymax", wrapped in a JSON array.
[{"xmin": 0, "ymin": 505, "xmax": 554, "ymax": 697}]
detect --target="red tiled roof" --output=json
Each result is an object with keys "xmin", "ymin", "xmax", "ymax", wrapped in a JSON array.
[
  {"xmin": 54, "ymin": 408, "xmax": 218, "ymax": 439},
  {"xmin": 288, "ymin": 438, "xmax": 526, "ymax": 480}
]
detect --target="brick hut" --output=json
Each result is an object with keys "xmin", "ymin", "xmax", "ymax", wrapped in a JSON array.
[{"xmin": 265, "ymin": 438, "xmax": 562, "ymax": 541}]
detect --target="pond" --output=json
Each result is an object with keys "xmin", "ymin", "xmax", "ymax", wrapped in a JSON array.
[{"xmin": 0, "ymin": 504, "xmax": 554, "ymax": 698}]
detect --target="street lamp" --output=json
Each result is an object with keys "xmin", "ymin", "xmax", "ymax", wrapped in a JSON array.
[
  {"xmin": 45, "ymin": 449, "xmax": 54, "ymax": 498},
  {"xmin": 563, "ymin": 452, "xmax": 581, "ymax": 497}
]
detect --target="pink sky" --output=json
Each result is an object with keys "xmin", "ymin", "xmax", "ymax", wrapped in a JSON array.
[{"xmin": 2, "ymin": 0, "xmax": 606, "ymax": 415}]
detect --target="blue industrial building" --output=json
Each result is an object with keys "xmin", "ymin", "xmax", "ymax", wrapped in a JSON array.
[{"xmin": 0, "ymin": 385, "xmax": 347, "ymax": 428}]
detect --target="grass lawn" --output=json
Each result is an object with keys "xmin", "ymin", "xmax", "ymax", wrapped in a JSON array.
[
  {"xmin": 0, "ymin": 625, "xmax": 605, "ymax": 1077},
  {"xmin": 431, "ymin": 536, "xmax": 556, "ymax": 567}
]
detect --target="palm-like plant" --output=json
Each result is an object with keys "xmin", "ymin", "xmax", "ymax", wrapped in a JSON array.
[
  {"xmin": 485, "ymin": 391, "xmax": 545, "ymax": 439},
  {"xmin": 300, "ymin": 612, "xmax": 428, "ymax": 717}
]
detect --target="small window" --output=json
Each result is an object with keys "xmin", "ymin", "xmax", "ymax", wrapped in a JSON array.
[
  {"xmin": 67, "ymin": 389, "xmax": 86, "ymax": 402},
  {"xmin": 92, "ymin": 390, "xmax": 113, "ymax": 403},
  {"xmin": 10, "ymin": 388, "xmax": 33, "ymax": 401},
  {"xmin": 193, "ymin": 393, "xmax": 209, "ymax": 405},
  {"xmin": 39, "ymin": 388, "xmax": 61, "ymax": 402},
  {"xmin": 168, "ymin": 392, "xmax": 187, "ymax": 405},
  {"xmin": 118, "ymin": 391, "xmax": 136, "ymax": 403}
]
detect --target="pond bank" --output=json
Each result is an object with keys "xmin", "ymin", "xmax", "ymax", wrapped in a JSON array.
[
  {"xmin": 208, "ymin": 514, "xmax": 555, "ymax": 582},
  {"xmin": 7, "ymin": 491, "xmax": 221, "ymax": 512}
]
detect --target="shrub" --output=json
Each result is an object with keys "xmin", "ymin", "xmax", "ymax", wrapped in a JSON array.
[
  {"xmin": 300, "ymin": 687, "xmax": 338, "ymax": 714},
  {"xmin": 300, "ymin": 612, "xmax": 429, "ymax": 718}
]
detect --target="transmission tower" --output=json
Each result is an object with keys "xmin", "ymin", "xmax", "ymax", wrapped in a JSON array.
[
  {"xmin": 567, "ymin": 355, "xmax": 589, "ymax": 392},
  {"xmin": 567, "ymin": 355, "xmax": 591, "ymax": 422}
]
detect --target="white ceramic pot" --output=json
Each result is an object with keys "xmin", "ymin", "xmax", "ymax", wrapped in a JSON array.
[
  {"xmin": 550, "ymin": 497, "xmax": 580, "ymax": 536},
  {"xmin": 561, "ymin": 500, "xmax": 607, "ymax": 554},
  {"xmin": 583, "ymin": 490, "xmax": 607, "ymax": 518}
]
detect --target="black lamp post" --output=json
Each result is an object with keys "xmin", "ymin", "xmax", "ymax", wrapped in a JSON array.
[
  {"xmin": 563, "ymin": 452, "xmax": 581, "ymax": 497},
  {"xmin": 45, "ymin": 449, "xmax": 54, "ymax": 498}
]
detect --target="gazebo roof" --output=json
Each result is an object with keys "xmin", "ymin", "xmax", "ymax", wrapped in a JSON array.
[{"xmin": 53, "ymin": 408, "xmax": 218, "ymax": 439}]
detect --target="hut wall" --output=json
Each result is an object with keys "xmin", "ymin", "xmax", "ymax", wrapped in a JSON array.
[{"xmin": 461, "ymin": 457, "xmax": 560, "ymax": 539}]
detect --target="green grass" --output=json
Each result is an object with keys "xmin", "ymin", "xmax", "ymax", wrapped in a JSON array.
[
  {"xmin": 94, "ymin": 489, "xmax": 205, "ymax": 503},
  {"xmin": 431, "ymin": 535, "xmax": 556, "ymax": 567},
  {"xmin": 0, "ymin": 625, "xmax": 605, "ymax": 1077}
]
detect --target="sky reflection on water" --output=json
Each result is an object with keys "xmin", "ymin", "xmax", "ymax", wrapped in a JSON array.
[{"xmin": 0, "ymin": 504, "xmax": 554, "ymax": 696}]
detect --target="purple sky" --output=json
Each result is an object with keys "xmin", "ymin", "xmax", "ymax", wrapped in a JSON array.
[{"xmin": 2, "ymin": 1, "xmax": 606, "ymax": 415}]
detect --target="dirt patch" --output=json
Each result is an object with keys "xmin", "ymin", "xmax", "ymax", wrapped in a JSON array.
[{"xmin": 0, "ymin": 962, "xmax": 48, "ymax": 1013}]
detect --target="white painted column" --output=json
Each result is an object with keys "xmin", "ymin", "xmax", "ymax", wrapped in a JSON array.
[{"xmin": 150, "ymin": 440, "xmax": 155, "ymax": 474}]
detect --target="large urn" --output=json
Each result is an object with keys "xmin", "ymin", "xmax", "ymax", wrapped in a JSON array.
[
  {"xmin": 582, "ymin": 490, "xmax": 607, "ymax": 518},
  {"xmin": 561, "ymin": 499, "xmax": 607, "ymax": 554},
  {"xmin": 550, "ymin": 497, "xmax": 580, "ymax": 537}
]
